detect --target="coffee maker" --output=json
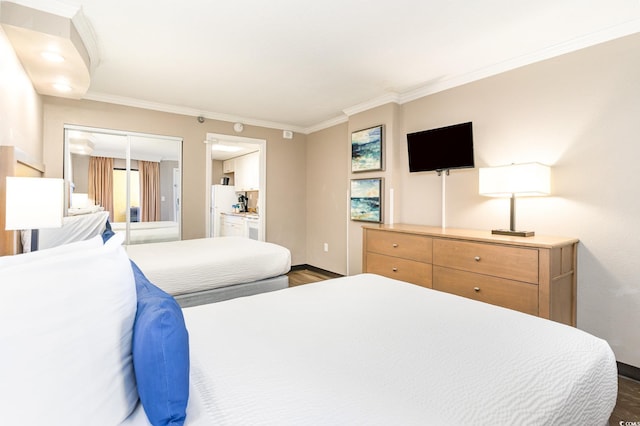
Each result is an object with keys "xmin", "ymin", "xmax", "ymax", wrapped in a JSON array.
[{"xmin": 237, "ymin": 194, "xmax": 248, "ymax": 212}]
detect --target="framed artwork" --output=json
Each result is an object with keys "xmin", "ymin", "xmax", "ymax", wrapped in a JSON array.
[
  {"xmin": 350, "ymin": 178, "xmax": 383, "ymax": 222},
  {"xmin": 351, "ymin": 125, "xmax": 383, "ymax": 172}
]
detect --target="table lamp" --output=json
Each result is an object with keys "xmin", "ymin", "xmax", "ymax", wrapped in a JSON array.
[
  {"xmin": 5, "ymin": 177, "xmax": 64, "ymax": 251},
  {"xmin": 478, "ymin": 162, "xmax": 550, "ymax": 237}
]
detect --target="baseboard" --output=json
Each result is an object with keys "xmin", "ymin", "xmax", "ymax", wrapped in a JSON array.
[
  {"xmin": 290, "ymin": 264, "xmax": 343, "ymax": 278},
  {"xmin": 618, "ymin": 362, "xmax": 640, "ymax": 381}
]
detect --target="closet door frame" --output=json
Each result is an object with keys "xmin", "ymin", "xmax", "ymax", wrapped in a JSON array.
[{"xmin": 63, "ymin": 124, "xmax": 183, "ymax": 244}]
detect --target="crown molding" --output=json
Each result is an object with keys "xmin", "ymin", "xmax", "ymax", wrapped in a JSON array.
[
  {"xmin": 72, "ymin": 7, "xmax": 100, "ymax": 71},
  {"xmin": 302, "ymin": 115, "xmax": 348, "ymax": 135},
  {"xmin": 83, "ymin": 91, "xmax": 308, "ymax": 134},
  {"xmin": 342, "ymin": 92, "xmax": 401, "ymax": 117},
  {"xmin": 399, "ymin": 18, "xmax": 640, "ymax": 105},
  {"xmin": 304, "ymin": 22, "xmax": 640, "ymax": 134}
]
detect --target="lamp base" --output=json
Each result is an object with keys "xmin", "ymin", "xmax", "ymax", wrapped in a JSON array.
[{"xmin": 491, "ymin": 229, "xmax": 535, "ymax": 237}]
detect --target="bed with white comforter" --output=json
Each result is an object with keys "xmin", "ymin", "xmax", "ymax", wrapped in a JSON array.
[
  {"xmin": 124, "ymin": 237, "xmax": 291, "ymax": 304},
  {"xmin": 1, "ymin": 237, "xmax": 617, "ymax": 425},
  {"xmin": 124, "ymin": 273, "xmax": 618, "ymax": 425}
]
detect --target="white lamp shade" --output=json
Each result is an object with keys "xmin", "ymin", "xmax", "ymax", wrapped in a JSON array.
[
  {"xmin": 5, "ymin": 177, "xmax": 64, "ymax": 230},
  {"xmin": 479, "ymin": 163, "xmax": 550, "ymax": 197}
]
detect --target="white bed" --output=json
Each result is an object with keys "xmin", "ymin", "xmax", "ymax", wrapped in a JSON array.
[
  {"xmin": 2, "ymin": 238, "xmax": 617, "ymax": 425},
  {"xmin": 122, "ymin": 273, "xmax": 618, "ymax": 425},
  {"xmin": 111, "ymin": 220, "xmax": 180, "ymax": 244},
  {"xmin": 124, "ymin": 236, "xmax": 291, "ymax": 306}
]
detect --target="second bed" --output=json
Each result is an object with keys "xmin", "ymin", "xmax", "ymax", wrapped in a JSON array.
[{"xmin": 124, "ymin": 236, "xmax": 291, "ymax": 307}]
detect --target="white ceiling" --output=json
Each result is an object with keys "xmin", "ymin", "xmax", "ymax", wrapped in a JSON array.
[{"xmin": 6, "ymin": 0, "xmax": 640, "ymax": 133}]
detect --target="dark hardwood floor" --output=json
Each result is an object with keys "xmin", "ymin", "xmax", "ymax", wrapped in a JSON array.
[
  {"xmin": 286, "ymin": 268, "xmax": 640, "ymax": 424},
  {"xmin": 288, "ymin": 268, "xmax": 338, "ymax": 286},
  {"xmin": 610, "ymin": 376, "xmax": 640, "ymax": 425}
]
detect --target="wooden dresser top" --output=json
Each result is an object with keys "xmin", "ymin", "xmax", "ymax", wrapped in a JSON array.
[{"xmin": 363, "ymin": 223, "xmax": 579, "ymax": 249}]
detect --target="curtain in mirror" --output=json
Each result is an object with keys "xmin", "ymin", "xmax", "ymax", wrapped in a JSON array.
[
  {"xmin": 88, "ymin": 156, "xmax": 114, "ymax": 221},
  {"xmin": 140, "ymin": 160, "xmax": 160, "ymax": 222}
]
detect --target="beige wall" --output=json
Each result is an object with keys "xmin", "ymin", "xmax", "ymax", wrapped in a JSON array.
[
  {"xmin": 211, "ymin": 160, "xmax": 225, "ymax": 185},
  {"xmin": 399, "ymin": 33, "xmax": 640, "ymax": 368},
  {"xmin": 347, "ymin": 103, "xmax": 401, "ymax": 275},
  {"xmin": 306, "ymin": 123, "xmax": 349, "ymax": 274},
  {"xmin": 41, "ymin": 97, "xmax": 307, "ymax": 264},
  {"xmin": 307, "ymin": 33, "xmax": 640, "ymax": 367},
  {"xmin": 0, "ymin": 27, "xmax": 42, "ymax": 160}
]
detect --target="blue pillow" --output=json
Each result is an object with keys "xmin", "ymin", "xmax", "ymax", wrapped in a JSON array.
[
  {"xmin": 130, "ymin": 260, "xmax": 189, "ymax": 426},
  {"xmin": 102, "ymin": 220, "xmax": 115, "ymax": 243}
]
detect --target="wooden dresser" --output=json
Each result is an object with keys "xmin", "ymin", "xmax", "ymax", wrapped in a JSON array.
[{"xmin": 362, "ymin": 224, "xmax": 578, "ymax": 326}]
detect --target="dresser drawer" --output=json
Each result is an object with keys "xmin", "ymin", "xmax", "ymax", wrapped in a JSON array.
[
  {"xmin": 433, "ymin": 266, "xmax": 538, "ymax": 315},
  {"xmin": 433, "ymin": 239, "xmax": 538, "ymax": 284},
  {"xmin": 366, "ymin": 229, "xmax": 432, "ymax": 263},
  {"xmin": 366, "ymin": 252, "xmax": 432, "ymax": 288}
]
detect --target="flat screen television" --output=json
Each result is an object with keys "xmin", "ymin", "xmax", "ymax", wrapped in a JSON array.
[{"xmin": 407, "ymin": 122, "xmax": 474, "ymax": 172}]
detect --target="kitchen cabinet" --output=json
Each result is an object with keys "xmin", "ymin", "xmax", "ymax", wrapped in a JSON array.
[
  {"xmin": 223, "ymin": 159, "xmax": 235, "ymax": 173},
  {"xmin": 363, "ymin": 224, "xmax": 578, "ymax": 326},
  {"xmin": 221, "ymin": 214, "xmax": 245, "ymax": 237},
  {"xmin": 219, "ymin": 213, "xmax": 262, "ymax": 240},
  {"xmin": 234, "ymin": 152, "xmax": 259, "ymax": 191}
]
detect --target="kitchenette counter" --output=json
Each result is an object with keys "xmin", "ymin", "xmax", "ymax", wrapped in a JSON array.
[{"xmin": 222, "ymin": 212, "xmax": 259, "ymax": 218}]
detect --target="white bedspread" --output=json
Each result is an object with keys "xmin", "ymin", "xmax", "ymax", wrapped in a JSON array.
[
  {"xmin": 124, "ymin": 273, "xmax": 616, "ymax": 425},
  {"xmin": 124, "ymin": 237, "xmax": 291, "ymax": 295},
  {"xmin": 111, "ymin": 221, "xmax": 178, "ymax": 231},
  {"xmin": 111, "ymin": 221, "xmax": 180, "ymax": 244}
]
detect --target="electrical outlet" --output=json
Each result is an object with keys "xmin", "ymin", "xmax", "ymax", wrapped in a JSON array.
[{"xmin": 323, "ymin": 243, "xmax": 329, "ymax": 252}]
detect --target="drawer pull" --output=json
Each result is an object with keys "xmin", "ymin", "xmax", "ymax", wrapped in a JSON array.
[
  {"xmin": 474, "ymin": 287, "xmax": 481, "ymax": 292},
  {"xmin": 474, "ymin": 256, "xmax": 481, "ymax": 262},
  {"xmin": 392, "ymin": 267, "xmax": 398, "ymax": 272},
  {"xmin": 392, "ymin": 243, "xmax": 399, "ymax": 248}
]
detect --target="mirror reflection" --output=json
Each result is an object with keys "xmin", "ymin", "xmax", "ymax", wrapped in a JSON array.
[{"xmin": 64, "ymin": 126, "xmax": 182, "ymax": 245}]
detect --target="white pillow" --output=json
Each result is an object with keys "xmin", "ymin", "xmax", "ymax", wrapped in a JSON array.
[
  {"xmin": 0, "ymin": 233, "xmax": 138, "ymax": 425},
  {"xmin": 21, "ymin": 211, "xmax": 109, "ymax": 253},
  {"xmin": 0, "ymin": 234, "xmax": 104, "ymax": 268}
]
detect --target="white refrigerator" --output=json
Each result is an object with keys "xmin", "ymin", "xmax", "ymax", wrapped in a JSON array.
[{"xmin": 210, "ymin": 185, "xmax": 237, "ymax": 237}]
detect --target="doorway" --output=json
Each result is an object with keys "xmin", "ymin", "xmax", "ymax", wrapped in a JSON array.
[{"xmin": 204, "ymin": 133, "xmax": 266, "ymax": 240}]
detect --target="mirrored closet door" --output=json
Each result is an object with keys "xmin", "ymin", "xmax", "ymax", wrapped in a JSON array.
[{"xmin": 63, "ymin": 125, "xmax": 183, "ymax": 245}]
